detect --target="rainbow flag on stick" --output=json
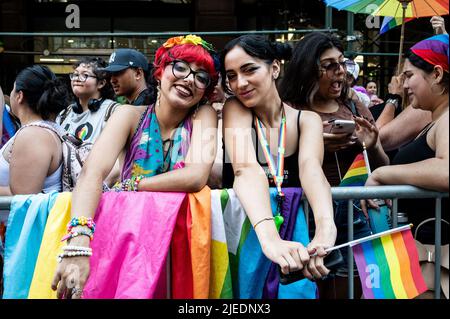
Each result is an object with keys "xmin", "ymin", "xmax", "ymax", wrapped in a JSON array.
[
  {"xmin": 339, "ymin": 153, "xmax": 369, "ymax": 187},
  {"xmin": 351, "ymin": 225, "xmax": 428, "ymax": 299}
]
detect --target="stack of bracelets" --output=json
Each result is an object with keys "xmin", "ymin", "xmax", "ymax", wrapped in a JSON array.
[
  {"xmin": 61, "ymin": 217, "xmax": 96, "ymax": 243},
  {"xmin": 59, "ymin": 217, "xmax": 96, "ymax": 262},
  {"xmin": 112, "ymin": 175, "xmax": 144, "ymax": 192},
  {"xmin": 57, "ymin": 246, "xmax": 93, "ymax": 263}
]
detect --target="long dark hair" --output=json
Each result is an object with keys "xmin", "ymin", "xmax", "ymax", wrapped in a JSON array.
[
  {"xmin": 219, "ymin": 34, "xmax": 292, "ymax": 95},
  {"xmin": 279, "ymin": 32, "xmax": 349, "ymax": 108},
  {"xmin": 15, "ymin": 65, "xmax": 69, "ymax": 121}
]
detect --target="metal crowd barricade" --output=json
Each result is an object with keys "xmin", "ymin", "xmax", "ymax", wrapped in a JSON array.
[
  {"xmin": 1, "ymin": 185, "xmax": 448, "ymax": 299},
  {"xmin": 301, "ymin": 185, "xmax": 448, "ymax": 299}
]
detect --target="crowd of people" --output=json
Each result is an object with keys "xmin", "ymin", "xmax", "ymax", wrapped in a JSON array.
[{"xmin": 0, "ymin": 16, "xmax": 448, "ymax": 299}]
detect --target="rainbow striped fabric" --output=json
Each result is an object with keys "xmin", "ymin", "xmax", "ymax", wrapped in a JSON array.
[
  {"xmin": 215, "ymin": 188, "xmax": 316, "ymax": 299},
  {"xmin": 3, "ymin": 187, "xmax": 316, "ymax": 299},
  {"xmin": 352, "ymin": 227, "xmax": 428, "ymax": 299},
  {"xmin": 339, "ymin": 153, "xmax": 368, "ymax": 187},
  {"xmin": 380, "ymin": 16, "xmax": 414, "ymax": 35}
]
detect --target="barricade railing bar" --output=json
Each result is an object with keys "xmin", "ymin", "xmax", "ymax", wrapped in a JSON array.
[
  {"xmin": 1, "ymin": 185, "xmax": 448, "ymax": 299},
  {"xmin": 0, "ymin": 29, "xmax": 338, "ymax": 37}
]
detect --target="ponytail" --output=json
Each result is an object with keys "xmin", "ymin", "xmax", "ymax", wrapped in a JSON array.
[{"xmin": 15, "ymin": 65, "xmax": 69, "ymax": 120}]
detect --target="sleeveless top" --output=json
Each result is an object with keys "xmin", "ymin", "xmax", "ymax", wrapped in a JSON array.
[
  {"xmin": 392, "ymin": 123, "xmax": 435, "ymax": 165},
  {"xmin": 222, "ymin": 110, "xmax": 301, "ymax": 188},
  {"xmin": 393, "ymin": 123, "xmax": 448, "ymax": 244},
  {"xmin": 0, "ymin": 120, "xmax": 62, "ymax": 193},
  {"xmin": 121, "ymin": 104, "xmax": 193, "ymax": 180}
]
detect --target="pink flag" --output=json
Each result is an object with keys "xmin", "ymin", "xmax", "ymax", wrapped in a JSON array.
[{"xmin": 83, "ymin": 191, "xmax": 187, "ymax": 299}]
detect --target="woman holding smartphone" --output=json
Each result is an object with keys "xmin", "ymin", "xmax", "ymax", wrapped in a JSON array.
[{"xmin": 279, "ymin": 32, "xmax": 389, "ymax": 298}]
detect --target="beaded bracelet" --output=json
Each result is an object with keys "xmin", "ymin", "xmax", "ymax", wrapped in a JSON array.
[
  {"xmin": 132, "ymin": 175, "xmax": 144, "ymax": 191},
  {"xmin": 61, "ymin": 230, "xmax": 94, "ymax": 242},
  {"xmin": 59, "ymin": 251, "xmax": 92, "ymax": 257},
  {"xmin": 57, "ymin": 251, "xmax": 92, "ymax": 263},
  {"xmin": 63, "ymin": 245, "xmax": 92, "ymax": 252},
  {"xmin": 112, "ymin": 175, "xmax": 145, "ymax": 192},
  {"xmin": 124, "ymin": 175, "xmax": 144, "ymax": 191},
  {"xmin": 67, "ymin": 217, "xmax": 96, "ymax": 233}
]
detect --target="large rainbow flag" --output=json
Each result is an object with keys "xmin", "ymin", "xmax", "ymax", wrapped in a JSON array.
[
  {"xmin": 352, "ymin": 225, "xmax": 428, "ymax": 299},
  {"xmin": 2, "ymin": 187, "xmax": 316, "ymax": 299},
  {"xmin": 217, "ymin": 188, "xmax": 316, "ymax": 299}
]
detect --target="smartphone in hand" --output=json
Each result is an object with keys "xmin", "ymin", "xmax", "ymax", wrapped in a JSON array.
[{"xmin": 329, "ymin": 119, "xmax": 355, "ymax": 134}]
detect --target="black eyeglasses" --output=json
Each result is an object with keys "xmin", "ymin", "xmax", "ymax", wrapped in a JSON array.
[
  {"xmin": 69, "ymin": 72, "xmax": 98, "ymax": 82},
  {"xmin": 170, "ymin": 60, "xmax": 211, "ymax": 90},
  {"xmin": 320, "ymin": 60, "xmax": 351, "ymax": 78}
]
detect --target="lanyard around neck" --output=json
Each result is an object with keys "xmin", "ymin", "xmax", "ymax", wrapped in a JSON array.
[{"xmin": 254, "ymin": 102, "xmax": 286, "ymax": 195}]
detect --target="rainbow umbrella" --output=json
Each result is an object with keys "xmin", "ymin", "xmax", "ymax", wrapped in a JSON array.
[
  {"xmin": 324, "ymin": 0, "xmax": 449, "ymax": 72},
  {"xmin": 380, "ymin": 16, "xmax": 414, "ymax": 34}
]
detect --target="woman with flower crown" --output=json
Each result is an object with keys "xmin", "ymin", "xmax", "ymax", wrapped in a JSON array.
[{"xmin": 51, "ymin": 35, "xmax": 219, "ymax": 299}]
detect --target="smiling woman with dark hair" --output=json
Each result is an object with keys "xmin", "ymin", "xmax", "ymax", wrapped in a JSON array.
[
  {"xmin": 364, "ymin": 35, "xmax": 449, "ymax": 252},
  {"xmin": 220, "ymin": 34, "xmax": 336, "ymax": 284}
]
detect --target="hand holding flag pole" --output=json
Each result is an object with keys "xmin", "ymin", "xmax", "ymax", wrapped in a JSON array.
[{"xmin": 319, "ymin": 224, "xmax": 412, "ymax": 254}]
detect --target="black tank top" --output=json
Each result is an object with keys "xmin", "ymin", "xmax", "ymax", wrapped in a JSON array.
[
  {"xmin": 392, "ymin": 123, "xmax": 435, "ymax": 165},
  {"xmin": 393, "ymin": 123, "xmax": 448, "ymax": 245},
  {"xmin": 222, "ymin": 111, "xmax": 301, "ymax": 188}
]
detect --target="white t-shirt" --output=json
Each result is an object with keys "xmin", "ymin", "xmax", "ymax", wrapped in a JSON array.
[{"xmin": 56, "ymin": 99, "xmax": 120, "ymax": 143}]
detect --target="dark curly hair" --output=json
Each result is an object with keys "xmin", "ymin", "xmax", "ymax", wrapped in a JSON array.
[{"xmin": 72, "ymin": 57, "xmax": 115, "ymax": 112}]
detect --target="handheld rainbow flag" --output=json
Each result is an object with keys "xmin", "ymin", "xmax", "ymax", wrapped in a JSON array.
[
  {"xmin": 339, "ymin": 153, "xmax": 368, "ymax": 187},
  {"xmin": 380, "ymin": 16, "xmax": 414, "ymax": 35},
  {"xmin": 351, "ymin": 225, "xmax": 428, "ymax": 299}
]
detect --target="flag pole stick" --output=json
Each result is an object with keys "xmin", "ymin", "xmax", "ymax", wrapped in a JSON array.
[
  {"xmin": 396, "ymin": 0, "xmax": 412, "ymax": 75},
  {"xmin": 324, "ymin": 224, "xmax": 412, "ymax": 253},
  {"xmin": 362, "ymin": 141, "xmax": 371, "ymax": 175}
]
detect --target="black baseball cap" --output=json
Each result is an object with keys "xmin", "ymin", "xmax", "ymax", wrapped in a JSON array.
[{"xmin": 102, "ymin": 48, "xmax": 149, "ymax": 72}]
